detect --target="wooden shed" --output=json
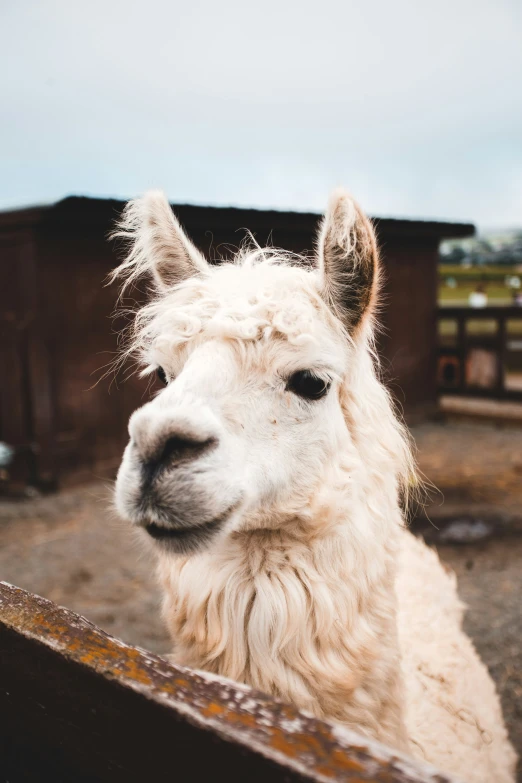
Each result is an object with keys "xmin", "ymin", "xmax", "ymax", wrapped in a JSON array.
[{"xmin": 0, "ymin": 196, "xmax": 473, "ymax": 490}]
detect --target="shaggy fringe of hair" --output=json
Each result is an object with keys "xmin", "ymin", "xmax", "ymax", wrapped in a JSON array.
[{"xmin": 109, "ymin": 234, "xmax": 317, "ymax": 373}]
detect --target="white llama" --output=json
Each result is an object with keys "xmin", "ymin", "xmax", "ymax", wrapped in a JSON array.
[{"xmin": 112, "ymin": 189, "xmax": 516, "ymax": 783}]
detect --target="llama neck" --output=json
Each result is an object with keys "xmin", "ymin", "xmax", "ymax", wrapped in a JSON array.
[{"xmin": 158, "ymin": 462, "xmax": 408, "ymax": 749}]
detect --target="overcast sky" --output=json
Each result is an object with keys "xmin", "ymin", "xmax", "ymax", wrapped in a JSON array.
[{"xmin": 1, "ymin": 0, "xmax": 521, "ymax": 228}]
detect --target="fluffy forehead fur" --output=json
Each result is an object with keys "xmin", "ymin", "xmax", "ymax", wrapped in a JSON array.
[{"xmin": 131, "ymin": 252, "xmax": 349, "ymax": 381}]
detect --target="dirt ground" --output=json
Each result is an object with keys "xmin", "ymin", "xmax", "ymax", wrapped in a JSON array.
[{"xmin": 1, "ymin": 420, "xmax": 521, "ymax": 772}]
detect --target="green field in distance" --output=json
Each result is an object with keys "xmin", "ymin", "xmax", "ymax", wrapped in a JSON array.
[{"xmin": 439, "ymin": 264, "xmax": 521, "ymax": 306}]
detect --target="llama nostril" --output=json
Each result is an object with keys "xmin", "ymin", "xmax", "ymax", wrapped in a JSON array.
[
  {"xmin": 160, "ymin": 435, "xmax": 217, "ymax": 466},
  {"xmin": 142, "ymin": 434, "xmax": 217, "ymax": 483}
]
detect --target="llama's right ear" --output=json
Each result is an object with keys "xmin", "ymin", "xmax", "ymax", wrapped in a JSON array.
[{"xmin": 111, "ymin": 190, "xmax": 208, "ymax": 292}]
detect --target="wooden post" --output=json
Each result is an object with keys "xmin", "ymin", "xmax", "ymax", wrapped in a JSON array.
[
  {"xmin": 497, "ymin": 314, "xmax": 507, "ymax": 397},
  {"xmin": 457, "ymin": 312, "xmax": 467, "ymax": 392}
]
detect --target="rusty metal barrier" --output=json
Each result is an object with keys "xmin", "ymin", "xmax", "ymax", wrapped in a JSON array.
[{"xmin": 0, "ymin": 581, "xmax": 457, "ymax": 782}]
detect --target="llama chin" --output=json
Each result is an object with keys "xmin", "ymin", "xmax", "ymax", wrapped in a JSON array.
[{"xmin": 111, "ymin": 188, "xmax": 517, "ymax": 783}]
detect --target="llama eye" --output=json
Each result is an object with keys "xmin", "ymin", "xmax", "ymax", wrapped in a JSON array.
[
  {"xmin": 156, "ymin": 366, "xmax": 168, "ymax": 385},
  {"xmin": 286, "ymin": 370, "xmax": 331, "ymax": 401}
]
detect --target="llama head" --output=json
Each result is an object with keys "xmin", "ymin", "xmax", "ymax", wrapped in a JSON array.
[{"xmin": 111, "ymin": 189, "xmax": 405, "ymax": 555}]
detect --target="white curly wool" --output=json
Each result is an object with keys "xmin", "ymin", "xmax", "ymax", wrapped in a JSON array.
[{"xmin": 113, "ymin": 189, "xmax": 517, "ymax": 783}]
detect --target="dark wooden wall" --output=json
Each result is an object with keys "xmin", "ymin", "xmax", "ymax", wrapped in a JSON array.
[
  {"xmin": 0, "ymin": 197, "xmax": 473, "ymax": 490},
  {"xmin": 378, "ymin": 238, "xmax": 440, "ymax": 416}
]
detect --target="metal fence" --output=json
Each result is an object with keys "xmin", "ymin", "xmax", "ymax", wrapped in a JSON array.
[{"xmin": 438, "ymin": 306, "xmax": 522, "ymax": 401}]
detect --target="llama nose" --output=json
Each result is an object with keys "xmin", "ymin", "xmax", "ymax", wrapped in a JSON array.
[{"xmin": 140, "ymin": 433, "xmax": 217, "ymax": 482}]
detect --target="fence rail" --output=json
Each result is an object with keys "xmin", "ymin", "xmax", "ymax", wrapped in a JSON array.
[
  {"xmin": 437, "ymin": 306, "xmax": 522, "ymax": 401},
  {"xmin": 0, "ymin": 581, "xmax": 457, "ymax": 783}
]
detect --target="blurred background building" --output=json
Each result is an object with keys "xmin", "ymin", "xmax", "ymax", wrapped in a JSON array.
[{"xmin": 0, "ymin": 196, "xmax": 473, "ymax": 489}]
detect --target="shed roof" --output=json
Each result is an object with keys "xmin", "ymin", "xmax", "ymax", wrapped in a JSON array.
[{"xmin": 0, "ymin": 195, "xmax": 475, "ymax": 242}]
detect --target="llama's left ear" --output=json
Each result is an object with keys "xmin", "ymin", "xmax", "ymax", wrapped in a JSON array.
[{"xmin": 316, "ymin": 189, "xmax": 379, "ymax": 333}]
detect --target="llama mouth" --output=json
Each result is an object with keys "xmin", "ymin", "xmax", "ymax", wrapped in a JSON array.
[{"xmin": 143, "ymin": 504, "xmax": 238, "ymax": 554}]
